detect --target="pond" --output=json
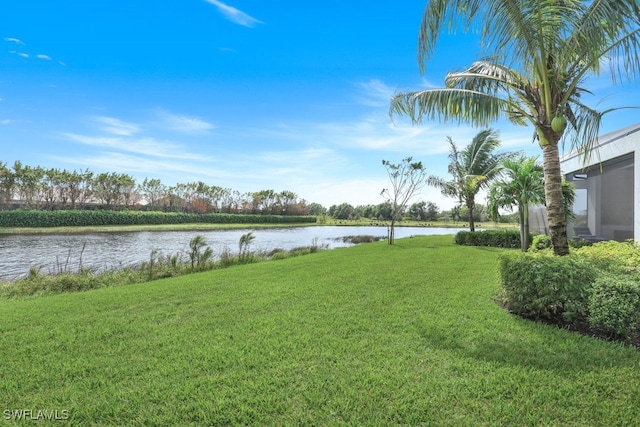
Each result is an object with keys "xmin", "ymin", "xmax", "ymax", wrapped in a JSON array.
[{"xmin": 0, "ymin": 226, "xmax": 467, "ymax": 281}]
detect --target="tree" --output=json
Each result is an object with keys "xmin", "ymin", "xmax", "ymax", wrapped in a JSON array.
[
  {"xmin": 428, "ymin": 130, "xmax": 512, "ymax": 232},
  {"xmin": 425, "ymin": 201, "xmax": 439, "ymax": 221},
  {"xmin": 488, "ymin": 157, "xmax": 546, "ymax": 251},
  {"xmin": 409, "ymin": 201, "xmax": 427, "ymax": 220},
  {"xmin": 390, "ymin": 0, "xmax": 640, "ymax": 255},
  {"xmin": 328, "ymin": 203, "xmax": 357, "ymax": 220},
  {"xmin": 138, "ymin": 178, "xmax": 167, "ymax": 211},
  {"xmin": 307, "ymin": 202, "xmax": 327, "ymax": 216},
  {"xmin": 0, "ymin": 162, "xmax": 15, "ymax": 208},
  {"xmin": 381, "ymin": 157, "xmax": 428, "ymax": 244}
]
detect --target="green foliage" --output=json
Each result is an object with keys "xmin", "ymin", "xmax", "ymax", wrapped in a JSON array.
[
  {"xmin": 498, "ymin": 251, "xmax": 598, "ymax": 323},
  {"xmin": 588, "ymin": 274, "xmax": 640, "ymax": 338},
  {"xmin": 238, "ymin": 232, "xmax": 256, "ymax": 262},
  {"xmin": 574, "ymin": 240, "xmax": 640, "ymax": 274},
  {"xmin": 428, "ymin": 130, "xmax": 514, "ymax": 232},
  {"xmin": 529, "ymin": 234, "xmax": 552, "ymax": 252},
  {"xmin": 455, "ymin": 229, "xmax": 524, "ymax": 248},
  {"xmin": 498, "ymin": 240, "xmax": 640, "ymax": 345},
  {"xmin": 327, "ymin": 203, "xmax": 357, "ymax": 220},
  {"xmin": 188, "ymin": 235, "xmax": 214, "ymax": 272},
  {"xmin": 0, "ymin": 209, "xmax": 315, "ymax": 228}
]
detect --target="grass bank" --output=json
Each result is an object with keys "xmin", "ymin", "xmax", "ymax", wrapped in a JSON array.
[{"xmin": 1, "ymin": 235, "xmax": 638, "ymax": 425}]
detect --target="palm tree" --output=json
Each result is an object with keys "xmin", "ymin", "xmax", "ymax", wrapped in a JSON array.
[
  {"xmin": 390, "ymin": 0, "xmax": 640, "ymax": 255},
  {"xmin": 488, "ymin": 157, "xmax": 546, "ymax": 251},
  {"xmin": 430, "ymin": 129, "xmax": 512, "ymax": 232}
]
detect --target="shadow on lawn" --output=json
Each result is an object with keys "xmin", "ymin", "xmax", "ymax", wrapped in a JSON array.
[{"xmin": 415, "ymin": 316, "xmax": 639, "ymax": 375}]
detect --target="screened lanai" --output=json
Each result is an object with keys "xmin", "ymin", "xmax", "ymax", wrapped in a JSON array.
[{"xmin": 560, "ymin": 123, "xmax": 640, "ymax": 242}]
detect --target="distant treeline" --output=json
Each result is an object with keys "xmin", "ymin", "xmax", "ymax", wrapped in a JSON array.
[
  {"xmin": 0, "ymin": 161, "xmax": 325, "ymax": 215},
  {"xmin": 0, "ymin": 210, "xmax": 316, "ymax": 228}
]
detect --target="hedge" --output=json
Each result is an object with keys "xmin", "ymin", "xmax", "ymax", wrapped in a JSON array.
[
  {"xmin": 588, "ymin": 274, "xmax": 640, "ymax": 338},
  {"xmin": 498, "ymin": 251, "xmax": 598, "ymax": 323},
  {"xmin": 455, "ymin": 230, "xmax": 525, "ymax": 248},
  {"xmin": 0, "ymin": 210, "xmax": 317, "ymax": 228}
]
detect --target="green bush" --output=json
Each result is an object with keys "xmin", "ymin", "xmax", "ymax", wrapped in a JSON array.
[
  {"xmin": 0, "ymin": 209, "xmax": 316, "ymax": 228},
  {"xmin": 455, "ymin": 230, "xmax": 524, "ymax": 248},
  {"xmin": 574, "ymin": 240, "xmax": 640, "ymax": 274},
  {"xmin": 529, "ymin": 234, "xmax": 552, "ymax": 252},
  {"xmin": 498, "ymin": 251, "xmax": 598, "ymax": 323},
  {"xmin": 588, "ymin": 274, "xmax": 640, "ymax": 338}
]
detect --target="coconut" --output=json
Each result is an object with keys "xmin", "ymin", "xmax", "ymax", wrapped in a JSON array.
[{"xmin": 551, "ymin": 116, "xmax": 567, "ymax": 133}]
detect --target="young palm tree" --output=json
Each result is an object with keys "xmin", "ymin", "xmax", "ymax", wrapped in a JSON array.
[
  {"xmin": 390, "ymin": 0, "xmax": 640, "ymax": 255},
  {"xmin": 488, "ymin": 157, "xmax": 546, "ymax": 251},
  {"xmin": 430, "ymin": 129, "xmax": 512, "ymax": 232}
]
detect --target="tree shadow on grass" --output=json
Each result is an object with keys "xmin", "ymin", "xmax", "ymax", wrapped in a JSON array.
[{"xmin": 415, "ymin": 314, "xmax": 640, "ymax": 376}]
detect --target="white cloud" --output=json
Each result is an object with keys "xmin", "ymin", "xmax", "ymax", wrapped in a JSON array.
[
  {"xmin": 4, "ymin": 37, "xmax": 23, "ymax": 45},
  {"xmin": 92, "ymin": 116, "xmax": 141, "ymax": 136},
  {"xmin": 10, "ymin": 51, "xmax": 29, "ymax": 58},
  {"xmin": 355, "ymin": 79, "xmax": 396, "ymax": 107},
  {"xmin": 157, "ymin": 110, "xmax": 215, "ymax": 133},
  {"xmin": 61, "ymin": 133, "xmax": 205, "ymax": 161},
  {"xmin": 261, "ymin": 113, "xmax": 479, "ymax": 156},
  {"xmin": 204, "ymin": 0, "xmax": 263, "ymax": 27},
  {"xmin": 36, "ymin": 54, "xmax": 51, "ymax": 60},
  {"xmin": 52, "ymin": 152, "xmax": 213, "ymax": 178}
]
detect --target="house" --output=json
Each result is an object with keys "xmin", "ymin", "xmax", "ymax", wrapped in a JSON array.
[{"xmin": 560, "ymin": 123, "xmax": 640, "ymax": 242}]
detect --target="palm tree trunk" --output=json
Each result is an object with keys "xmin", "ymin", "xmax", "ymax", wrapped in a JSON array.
[
  {"xmin": 522, "ymin": 203, "xmax": 530, "ymax": 251},
  {"xmin": 518, "ymin": 206, "xmax": 526, "ymax": 251},
  {"xmin": 541, "ymin": 143, "xmax": 569, "ymax": 256},
  {"xmin": 467, "ymin": 199, "xmax": 475, "ymax": 232}
]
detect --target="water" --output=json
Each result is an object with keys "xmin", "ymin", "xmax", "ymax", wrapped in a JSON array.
[{"xmin": 0, "ymin": 226, "xmax": 466, "ymax": 281}]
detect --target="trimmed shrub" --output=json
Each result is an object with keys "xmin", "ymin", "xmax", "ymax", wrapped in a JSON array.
[
  {"xmin": 574, "ymin": 240, "xmax": 640, "ymax": 274},
  {"xmin": 498, "ymin": 251, "xmax": 598, "ymax": 323},
  {"xmin": 529, "ymin": 234, "xmax": 552, "ymax": 252},
  {"xmin": 455, "ymin": 230, "xmax": 525, "ymax": 248},
  {"xmin": 588, "ymin": 274, "xmax": 640, "ymax": 338}
]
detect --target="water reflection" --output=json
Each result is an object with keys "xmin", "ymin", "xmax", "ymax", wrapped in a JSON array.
[{"xmin": 0, "ymin": 226, "xmax": 465, "ymax": 281}]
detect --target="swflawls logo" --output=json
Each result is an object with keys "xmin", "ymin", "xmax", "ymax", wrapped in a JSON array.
[{"xmin": 3, "ymin": 409, "xmax": 70, "ymax": 420}]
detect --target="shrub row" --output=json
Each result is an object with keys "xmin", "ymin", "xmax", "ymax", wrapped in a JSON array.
[
  {"xmin": 455, "ymin": 230, "xmax": 526, "ymax": 248},
  {"xmin": 0, "ymin": 209, "xmax": 317, "ymax": 228},
  {"xmin": 498, "ymin": 240, "xmax": 640, "ymax": 347},
  {"xmin": 456, "ymin": 231, "xmax": 594, "ymax": 250}
]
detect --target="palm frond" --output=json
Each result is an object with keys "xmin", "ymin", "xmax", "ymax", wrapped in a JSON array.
[
  {"xmin": 390, "ymin": 88, "xmax": 506, "ymax": 127},
  {"xmin": 417, "ymin": 0, "xmax": 485, "ymax": 72}
]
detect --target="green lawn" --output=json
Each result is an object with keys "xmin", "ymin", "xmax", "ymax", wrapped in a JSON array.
[{"xmin": 1, "ymin": 235, "xmax": 638, "ymax": 425}]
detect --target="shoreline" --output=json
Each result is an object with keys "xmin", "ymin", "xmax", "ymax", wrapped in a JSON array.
[{"xmin": 0, "ymin": 221, "xmax": 513, "ymax": 235}]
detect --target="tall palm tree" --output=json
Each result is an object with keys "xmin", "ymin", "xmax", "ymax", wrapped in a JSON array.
[
  {"xmin": 488, "ymin": 157, "xmax": 546, "ymax": 251},
  {"xmin": 390, "ymin": 0, "xmax": 640, "ymax": 255},
  {"xmin": 430, "ymin": 129, "xmax": 512, "ymax": 232}
]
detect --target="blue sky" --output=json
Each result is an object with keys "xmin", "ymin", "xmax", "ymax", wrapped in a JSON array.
[{"xmin": 1, "ymin": 1, "xmax": 639, "ymax": 210}]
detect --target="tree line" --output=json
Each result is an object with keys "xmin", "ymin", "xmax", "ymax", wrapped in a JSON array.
[
  {"xmin": 326, "ymin": 200, "xmax": 442, "ymax": 222},
  {"xmin": 0, "ymin": 161, "xmax": 311, "ymax": 215}
]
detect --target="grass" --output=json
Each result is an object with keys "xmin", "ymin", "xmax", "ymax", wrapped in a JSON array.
[{"xmin": 1, "ymin": 235, "xmax": 639, "ymax": 425}]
